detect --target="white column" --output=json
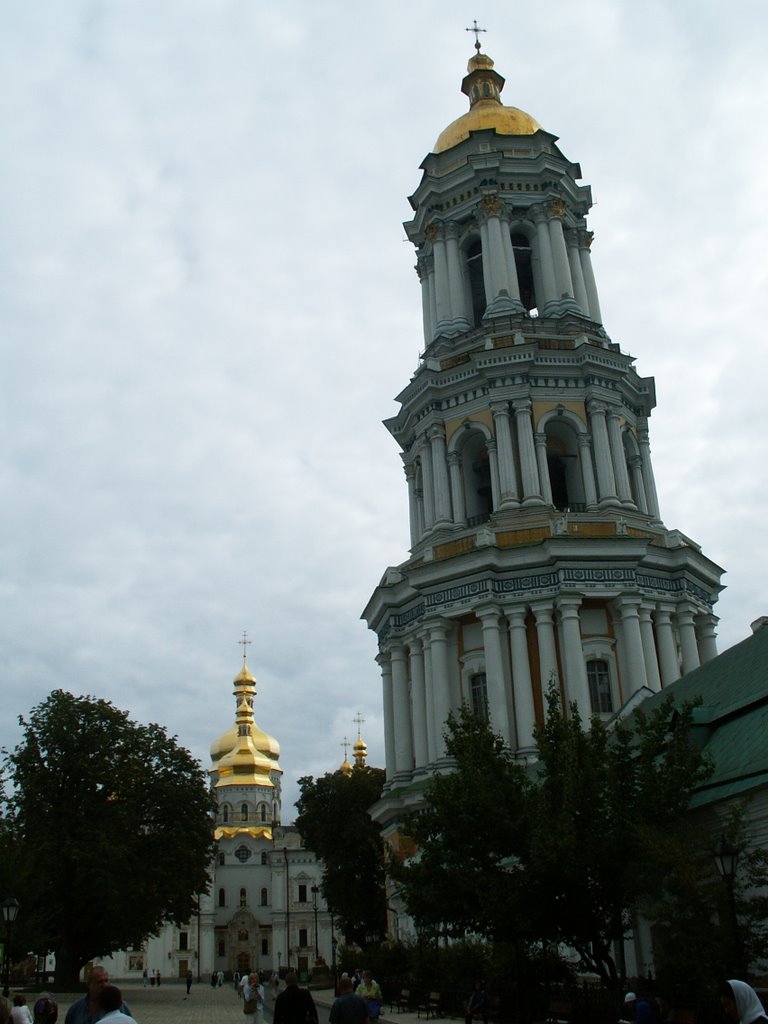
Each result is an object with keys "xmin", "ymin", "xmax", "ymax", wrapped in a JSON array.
[
  {"xmin": 417, "ymin": 255, "xmax": 435, "ymax": 344},
  {"xmin": 587, "ymin": 401, "xmax": 619, "ymax": 505},
  {"xmin": 390, "ymin": 643, "xmax": 413, "ymax": 775},
  {"xmin": 409, "ymin": 639, "xmax": 429, "ymax": 769},
  {"xmin": 421, "ymin": 630, "xmax": 436, "ymax": 763},
  {"xmin": 428, "ymin": 621, "xmax": 453, "ymax": 759},
  {"xmin": 513, "ymin": 399, "xmax": 543, "ymax": 503},
  {"xmin": 507, "ymin": 605, "xmax": 537, "ymax": 752},
  {"xmin": 557, "ymin": 595, "xmax": 591, "ymax": 723},
  {"xmin": 547, "ymin": 202, "xmax": 575, "ymax": 302},
  {"xmin": 533, "ymin": 206, "xmax": 558, "ymax": 307},
  {"xmin": 697, "ymin": 613, "xmax": 719, "ymax": 664},
  {"xmin": 419, "ymin": 441, "xmax": 436, "ymax": 530},
  {"xmin": 414, "ymin": 486, "xmax": 425, "ymax": 539},
  {"xmin": 431, "ymin": 226, "xmax": 452, "ymax": 332},
  {"xmin": 606, "ymin": 408, "xmax": 634, "ymax": 506},
  {"xmin": 638, "ymin": 603, "xmax": 662, "ymax": 692},
  {"xmin": 676, "ymin": 604, "xmax": 701, "ymax": 675},
  {"xmin": 654, "ymin": 605, "xmax": 681, "ymax": 686},
  {"xmin": 429, "ymin": 424, "xmax": 453, "ymax": 527},
  {"xmin": 579, "ymin": 231, "xmax": 603, "ymax": 324},
  {"xmin": 404, "ymin": 464, "xmax": 419, "ymax": 547},
  {"xmin": 614, "ymin": 596, "xmax": 647, "ymax": 696},
  {"xmin": 628, "ymin": 455, "xmax": 648, "ymax": 514},
  {"xmin": 478, "ymin": 218, "xmax": 492, "ymax": 309},
  {"xmin": 577, "ymin": 433, "xmax": 599, "ymax": 509},
  {"xmin": 377, "ymin": 651, "xmax": 396, "ymax": 780},
  {"xmin": 491, "ymin": 402, "xmax": 520, "ymax": 507},
  {"xmin": 637, "ymin": 419, "xmax": 661, "ymax": 521},
  {"xmin": 447, "ymin": 451, "xmax": 466, "ymax": 526},
  {"xmin": 445, "ymin": 222, "xmax": 470, "ymax": 328},
  {"xmin": 534, "ymin": 433, "xmax": 554, "ymax": 505},
  {"xmin": 486, "ymin": 439, "xmax": 500, "ymax": 512},
  {"xmin": 532, "ymin": 601, "xmax": 559, "ymax": 693},
  {"xmin": 565, "ymin": 228, "xmax": 590, "ymax": 314},
  {"xmin": 477, "ymin": 607, "xmax": 512, "ymax": 741},
  {"xmin": 500, "ymin": 213, "xmax": 523, "ymax": 304}
]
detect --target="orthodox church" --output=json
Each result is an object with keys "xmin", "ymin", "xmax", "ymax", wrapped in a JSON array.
[
  {"xmin": 95, "ymin": 655, "xmax": 360, "ymax": 982},
  {"xmin": 363, "ymin": 40, "xmax": 724, "ymax": 924}
]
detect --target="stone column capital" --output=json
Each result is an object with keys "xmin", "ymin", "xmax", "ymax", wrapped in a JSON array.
[
  {"xmin": 546, "ymin": 197, "xmax": 567, "ymax": 220},
  {"xmin": 444, "ymin": 220, "xmax": 461, "ymax": 240},
  {"xmin": 579, "ymin": 229, "xmax": 594, "ymax": 250},
  {"xmin": 512, "ymin": 397, "xmax": 533, "ymax": 416},
  {"xmin": 556, "ymin": 594, "xmax": 582, "ymax": 616},
  {"xmin": 425, "ymin": 221, "xmax": 442, "ymax": 242},
  {"xmin": 490, "ymin": 400, "xmax": 512, "ymax": 419},
  {"xmin": 428, "ymin": 422, "xmax": 446, "ymax": 442},
  {"xmin": 486, "ymin": 438, "xmax": 497, "ymax": 454},
  {"xmin": 447, "ymin": 450, "xmax": 461, "ymax": 467},
  {"xmin": 587, "ymin": 399, "xmax": 608, "ymax": 417}
]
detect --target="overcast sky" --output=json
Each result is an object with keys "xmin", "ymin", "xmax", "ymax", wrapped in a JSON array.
[{"xmin": 3, "ymin": 1, "xmax": 767, "ymax": 818}]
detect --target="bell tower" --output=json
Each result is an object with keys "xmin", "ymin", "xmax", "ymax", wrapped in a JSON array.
[{"xmin": 363, "ymin": 45, "xmax": 724, "ymax": 811}]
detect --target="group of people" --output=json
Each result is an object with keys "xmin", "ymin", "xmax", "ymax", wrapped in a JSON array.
[{"xmin": 140, "ymin": 970, "xmax": 161, "ymax": 988}]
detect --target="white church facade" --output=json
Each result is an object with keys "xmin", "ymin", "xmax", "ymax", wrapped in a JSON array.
[
  {"xmin": 94, "ymin": 658, "xmax": 338, "ymax": 982},
  {"xmin": 363, "ymin": 41, "xmax": 725, "ymax": 925}
]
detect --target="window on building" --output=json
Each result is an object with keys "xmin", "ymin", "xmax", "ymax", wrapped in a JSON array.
[
  {"xmin": 240, "ymin": 803, "xmax": 248, "ymax": 822},
  {"xmin": 218, "ymin": 940, "xmax": 225, "ymax": 957},
  {"xmin": 239, "ymin": 887, "xmax": 247, "ymax": 908},
  {"xmin": 260, "ymin": 804, "xmax": 267, "ymax": 822},
  {"xmin": 587, "ymin": 659, "xmax": 613, "ymax": 713},
  {"xmin": 261, "ymin": 939, "xmax": 268, "ymax": 956},
  {"xmin": 510, "ymin": 234, "xmax": 537, "ymax": 312},
  {"xmin": 179, "ymin": 931, "xmax": 188, "ymax": 951},
  {"xmin": 297, "ymin": 883, "xmax": 307, "ymax": 903},
  {"xmin": 260, "ymin": 888, "xmax": 268, "ymax": 906},
  {"xmin": 235, "ymin": 845, "xmax": 251, "ymax": 863},
  {"xmin": 298, "ymin": 928, "xmax": 308, "ymax": 948},
  {"xmin": 218, "ymin": 888, "xmax": 226, "ymax": 908},
  {"xmin": 222, "ymin": 805, "xmax": 229, "ymax": 823},
  {"xmin": 470, "ymin": 672, "xmax": 488, "ymax": 721},
  {"xmin": 261, "ymin": 852, "xmax": 268, "ymax": 866},
  {"xmin": 218, "ymin": 851, "xmax": 225, "ymax": 865}
]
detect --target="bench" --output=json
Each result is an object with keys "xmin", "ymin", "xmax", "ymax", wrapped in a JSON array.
[
  {"xmin": 417, "ymin": 992, "xmax": 442, "ymax": 1019},
  {"xmin": 391, "ymin": 989, "xmax": 412, "ymax": 1014}
]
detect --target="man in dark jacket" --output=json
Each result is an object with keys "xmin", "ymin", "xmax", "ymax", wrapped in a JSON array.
[
  {"xmin": 273, "ymin": 973, "xmax": 318, "ymax": 1024},
  {"xmin": 330, "ymin": 977, "xmax": 369, "ymax": 1024}
]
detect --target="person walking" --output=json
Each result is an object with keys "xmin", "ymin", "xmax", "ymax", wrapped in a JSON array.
[
  {"xmin": 356, "ymin": 972, "xmax": 382, "ymax": 1022},
  {"xmin": 185, "ymin": 970, "xmax": 193, "ymax": 996},
  {"xmin": 464, "ymin": 980, "xmax": 486, "ymax": 1024},
  {"xmin": 243, "ymin": 974, "xmax": 265, "ymax": 1024},
  {"xmin": 64, "ymin": 968, "xmax": 132, "ymax": 1024},
  {"xmin": 273, "ymin": 972, "xmax": 318, "ymax": 1024},
  {"xmin": 329, "ymin": 977, "xmax": 368, "ymax": 1024}
]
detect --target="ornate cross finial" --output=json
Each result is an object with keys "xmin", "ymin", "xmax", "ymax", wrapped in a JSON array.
[
  {"xmin": 238, "ymin": 630, "xmax": 252, "ymax": 662},
  {"xmin": 341, "ymin": 736, "xmax": 350, "ymax": 759},
  {"xmin": 353, "ymin": 711, "xmax": 366, "ymax": 739},
  {"xmin": 465, "ymin": 19, "xmax": 487, "ymax": 52}
]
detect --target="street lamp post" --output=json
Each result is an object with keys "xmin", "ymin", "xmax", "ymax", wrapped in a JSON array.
[
  {"xmin": 330, "ymin": 910, "xmax": 337, "ymax": 995},
  {"xmin": 715, "ymin": 835, "xmax": 746, "ymax": 978},
  {"xmin": 311, "ymin": 885, "xmax": 319, "ymax": 962},
  {"xmin": 2, "ymin": 897, "xmax": 20, "ymax": 998}
]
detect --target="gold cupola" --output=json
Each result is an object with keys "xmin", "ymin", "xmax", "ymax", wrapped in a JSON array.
[{"xmin": 433, "ymin": 48, "xmax": 540, "ymax": 154}]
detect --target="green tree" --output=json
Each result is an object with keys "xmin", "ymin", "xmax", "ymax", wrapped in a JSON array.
[
  {"xmin": 295, "ymin": 765, "xmax": 386, "ymax": 946},
  {"xmin": 392, "ymin": 691, "xmax": 712, "ymax": 988},
  {"xmin": 4, "ymin": 690, "xmax": 217, "ymax": 984},
  {"xmin": 391, "ymin": 706, "xmax": 531, "ymax": 942}
]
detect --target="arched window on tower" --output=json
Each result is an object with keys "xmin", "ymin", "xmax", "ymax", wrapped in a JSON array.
[
  {"xmin": 239, "ymin": 887, "xmax": 247, "ymax": 908},
  {"xmin": 460, "ymin": 430, "xmax": 494, "ymax": 523},
  {"xmin": 218, "ymin": 888, "xmax": 226, "ymax": 908},
  {"xmin": 260, "ymin": 804, "xmax": 267, "ymax": 823},
  {"xmin": 260, "ymin": 888, "xmax": 268, "ymax": 906},
  {"xmin": 545, "ymin": 420, "xmax": 585, "ymax": 511},
  {"xmin": 240, "ymin": 803, "xmax": 248, "ymax": 822},
  {"xmin": 510, "ymin": 233, "xmax": 537, "ymax": 313},
  {"xmin": 465, "ymin": 239, "xmax": 486, "ymax": 327},
  {"xmin": 587, "ymin": 659, "xmax": 613, "ymax": 714},
  {"xmin": 222, "ymin": 805, "xmax": 229, "ymax": 823}
]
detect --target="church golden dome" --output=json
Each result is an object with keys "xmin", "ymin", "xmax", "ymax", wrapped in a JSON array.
[
  {"xmin": 433, "ymin": 49, "xmax": 540, "ymax": 154},
  {"xmin": 209, "ymin": 658, "xmax": 282, "ymax": 785}
]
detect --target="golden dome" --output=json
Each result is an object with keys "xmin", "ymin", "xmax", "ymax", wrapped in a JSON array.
[
  {"xmin": 433, "ymin": 50, "xmax": 540, "ymax": 154},
  {"xmin": 210, "ymin": 658, "xmax": 282, "ymax": 782},
  {"xmin": 339, "ymin": 758, "xmax": 353, "ymax": 777}
]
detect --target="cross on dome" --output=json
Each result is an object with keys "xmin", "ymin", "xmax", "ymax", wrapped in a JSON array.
[{"xmin": 465, "ymin": 19, "xmax": 487, "ymax": 52}]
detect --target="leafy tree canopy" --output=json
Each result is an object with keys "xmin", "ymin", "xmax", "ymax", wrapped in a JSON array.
[
  {"xmin": 393, "ymin": 690, "xmax": 713, "ymax": 988},
  {"xmin": 295, "ymin": 765, "xmax": 386, "ymax": 946},
  {"xmin": 3, "ymin": 690, "xmax": 217, "ymax": 984}
]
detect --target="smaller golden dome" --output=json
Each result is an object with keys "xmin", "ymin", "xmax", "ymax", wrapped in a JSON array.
[
  {"xmin": 433, "ymin": 49, "xmax": 540, "ymax": 154},
  {"xmin": 339, "ymin": 758, "xmax": 353, "ymax": 778}
]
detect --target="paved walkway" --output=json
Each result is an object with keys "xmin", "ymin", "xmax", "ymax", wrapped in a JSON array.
[{"xmin": 52, "ymin": 982, "xmax": 427, "ymax": 1024}]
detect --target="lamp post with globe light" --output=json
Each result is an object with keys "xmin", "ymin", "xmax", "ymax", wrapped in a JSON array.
[{"xmin": 2, "ymin": 898, "xmax": 19, "ymax": 998}]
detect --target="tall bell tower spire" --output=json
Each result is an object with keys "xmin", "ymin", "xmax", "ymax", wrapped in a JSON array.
[{"xmin": 364, "ymin": 43, "xmax": 723, "ymax": 809}]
